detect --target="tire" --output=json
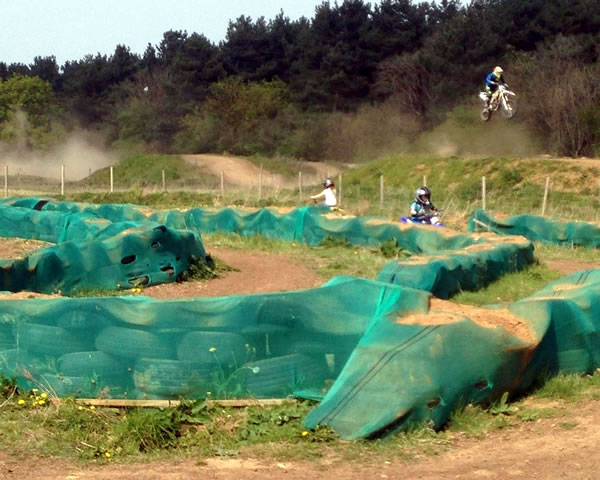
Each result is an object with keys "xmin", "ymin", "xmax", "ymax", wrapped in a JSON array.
[
  {"xmin": 480, "ymin": 108, "xmax": 491, "ymax": 122},
  {"xmin": 236, "ymin": 353, "xmax": 330, "ymax": 398},
  {"xmin": 95, "ymin": 326, "xmax": 174, "ymax": 360},
  {"xmin": 133, "ymin": 358, "xmax": 213, "ymax": 398},
  {"xmin": 17, "ymin": 323, "xmax": 90, "ymax": 356},
  {"xmin": 177, "ymin": 331, "xmax": 248, "ymax": 371},
  {"xmin": 501, "ymin": 99, "xmax": 516, "ymax": 119},
  {"xmin": 57, "ymin": 351, "xmax": 129, "ymax": 379}
]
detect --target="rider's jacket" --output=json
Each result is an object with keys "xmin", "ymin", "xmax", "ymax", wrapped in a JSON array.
[
  {"xmin": 486, "ymin": 72, "xmax": 504, "ymax": 88},
  {"xmin": 409, "ymin": 200, "xmax": 436, "ymax": 220}
]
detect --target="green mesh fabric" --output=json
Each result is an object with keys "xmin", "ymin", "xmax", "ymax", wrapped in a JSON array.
[
  {"xmin": 0, "ymin": 204, "xmax": 206, "ymax": 294},
  {"xmin": 468, "ymin": 209, "xmax": 600, "ymax": 248},
  {"xmin": 305, "ymin": 270, "xmax": 600, "ymax": 439},
  {"xmin": 0, "ymin": 277, "xmax": 422, "ymax": 401},
  {"xmin": 1, "ymin": 197, "xmax": 596, "ymax": 441},
  {"xmin": 376, "ymin": 240, "xmax": 534, "ymax": 298}
]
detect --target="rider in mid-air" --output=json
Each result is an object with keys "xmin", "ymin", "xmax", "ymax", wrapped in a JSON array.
[
  {"xmin": 485, "ymin": 66, "xmax": 507, "ymax": 106},
  {"xmin": 409, "ymin": 186, "xmax": 438, "ymax": 223}
]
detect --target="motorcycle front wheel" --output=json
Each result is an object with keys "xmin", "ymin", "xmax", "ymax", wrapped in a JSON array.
[
  {"xmin": 501, "ymin": 99, "xmax": 516, "ymax": 119},
  {"xmin": 480, "ymin": 108, "xmax": 491, "ymax": 122}
]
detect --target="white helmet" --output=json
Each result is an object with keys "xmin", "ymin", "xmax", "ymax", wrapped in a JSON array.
[
  {"xmin": 323, "ymin": 178, "xmax": 334, "ymax": 188},
  {"xmin": 493, "ymin": 66, "xmax": 503, "ymax": 75}
]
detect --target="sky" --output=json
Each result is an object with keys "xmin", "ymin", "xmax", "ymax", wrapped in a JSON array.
[{"xmin": 0, "ymin": 0, "xmax": 328, "ymax": 66}]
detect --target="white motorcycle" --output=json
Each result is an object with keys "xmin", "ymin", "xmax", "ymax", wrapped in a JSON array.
[{"xmin": 479, "ymin": 84, "xmax": 517, "ymax": 122}]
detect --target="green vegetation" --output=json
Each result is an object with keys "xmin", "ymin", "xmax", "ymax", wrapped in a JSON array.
[
  {"xmin": 451, "ymin": 263, "xmax": 562, "ymax": 306},
  {"xmin": 204, "ymin": 233, "xmax": 392, "ymax": 280},
  {"xmin": 1, "ymin": 371, "xmax": 597, "ymax": 463},
  {"xmin": 2, "ymin": 1, "xmax": 599, "ymax": 157},
  {"xmin": 82, "ymin": 154, "xmax": 216, "ymax": 189}
]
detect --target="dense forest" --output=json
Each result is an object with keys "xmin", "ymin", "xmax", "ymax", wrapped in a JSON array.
[{"xmin": 1, "ymin": 0, "xmax": 599, "ymax": 159}]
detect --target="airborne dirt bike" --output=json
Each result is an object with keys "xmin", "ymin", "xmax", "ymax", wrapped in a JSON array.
[{"xmin": 479, "ymin": 84, "xmax": 517, "ymax": 122}]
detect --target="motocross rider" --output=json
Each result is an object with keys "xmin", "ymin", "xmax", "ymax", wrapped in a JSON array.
[
  {"xmin": 409, "ymin": 186, "xmax": 438, "ymax": 223},
  {"xmin": 485, "ymin": 66, "xmax": 507, "ymax": 106}
]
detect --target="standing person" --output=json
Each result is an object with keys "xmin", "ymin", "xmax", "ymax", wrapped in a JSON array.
[
  {"xmin": 310, "ymin": 178, "xmax": 337, "ymax": 207},
  {"xmin": 485, "ymin": 66, "xmax": 507, "ymax": 106}
]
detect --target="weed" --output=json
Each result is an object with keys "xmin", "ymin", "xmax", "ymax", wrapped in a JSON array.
[
  {"xmin": 319, "ymin": 236, "xmax": 352, "ymax": 248},
  {"xmin": 379, "ymin": 238, "xmax": 412, "ymax": 259}
]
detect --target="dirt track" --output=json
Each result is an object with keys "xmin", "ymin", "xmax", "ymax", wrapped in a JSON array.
[{"xmin": 182, "ymin": 154, "xmax": 339, "ymax": 188}]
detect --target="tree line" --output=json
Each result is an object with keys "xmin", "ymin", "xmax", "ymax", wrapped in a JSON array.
[{"xmin": 1, "ymin": 0, "xmax": 599, "ymax": 158}]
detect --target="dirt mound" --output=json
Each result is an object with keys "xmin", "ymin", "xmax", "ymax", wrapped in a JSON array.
[
  {"xmin": 0, "ymin": 237, "xmax": 51, "ymax": 259},
  {"xmin": 397, "ymin": 298, "xmax": 536, "ymax": 344}
]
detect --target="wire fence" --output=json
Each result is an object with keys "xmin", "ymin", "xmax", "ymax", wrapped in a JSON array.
[{"xmin": 2, "ymin": 164, "xmax": 598, "ymax": 226}]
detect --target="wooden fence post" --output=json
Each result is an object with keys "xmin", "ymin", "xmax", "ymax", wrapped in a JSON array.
[
  {"xmin": 61, "ymin": 165, "xmax": 65, "ymax": 196},
  {"xmin": 541, "ymin": 177, "xmax": 550, "ymax": 216},
  {"xmin": 258, "ymin": 163, "xmax": 263, "ymax": 201},
  {"xmin": 338, "ymin": 173, "xmax": 343, "ymax": 206},
  {"xmin": 482, "ymin": 176, "xmax": 486, "ymax": 211},
  {"xmin": 380, "ymin": 175, "xmax": 384, "ymax": 210},
  {"xmin": 220, "ymin": 171, "xmax": 225, "ymax": 199},
  {"xmin": 162, "ymin": 169, "xmax": 166, "ymax": 192},
  {"xmin": 423, "ymin": 175, "xmax": 427, "ymax": 187}
]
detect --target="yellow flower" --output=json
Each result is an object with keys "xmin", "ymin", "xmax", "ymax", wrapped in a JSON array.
[
  {"xmin": 209, "ymin": 347, "xmax": 217, "ymax": 353},
  {"xmin": 89, "ymin": 405, "xmax": 96, "ymax": 411},
  {"xmin": 301, "ymin": 431, "xmax": 309, "ymax": 437},
  {"xmin": 206, "ymin": 391, "xmax": 212, "ymax": 396},
  {"xmin": 17, "ymin": 399, "xmax": 25, "ymax": 406},
  {"xmin": 78, "ymin": 406, "xmax": 84, "ymax": 411},
  {"xmin": 32, "ymin": 388, "xmax": 38, "ymax": 394},
  {"xmin": 38, "ymin": 400, "xmax": 45, "ymax": 406},
  {"xmin": 40, "ymin": 392, "xmax": 48, "ymax": 399},
  {"xmin": 104, "ymin": 451, "xmax": 111, "ymax": 458}
]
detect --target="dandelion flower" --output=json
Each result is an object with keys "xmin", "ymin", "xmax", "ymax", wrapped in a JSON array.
[
  {"xmin": 78, "ymin": 406, "xmax": 84, "ymax": 411},
  {"xmin": 104, "ymin": 452, "xmax": 111, "ymax": 458},
  {"xmin": 17, "ymin": 399, "xmax": 25, "ymax": 406},
  {"xmin": 38, "ymin": 400, "xmax": 45, "ymax": 406},
  {"xmin": 40, "ymin": 392, "xmax": 48, "ymax": 399},
  {"xmin": 89, "ymin": 405, "xmax": 96, "ymax": 411},
  {"xmin": 301, "ymin": 431, "xmax": 309, "ymax": 437},
  {"xmin": 209, "ymin": 347, "xmax": 217, "ymax": 353},
  {"xmin": 32, "ymin": 388, "xmax": 38, "ymax": 393}
]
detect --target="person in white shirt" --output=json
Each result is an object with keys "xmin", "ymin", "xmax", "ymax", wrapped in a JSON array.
[{"xmin": 310, "ymin": 178, "xmax": 337, "ymax": 207}]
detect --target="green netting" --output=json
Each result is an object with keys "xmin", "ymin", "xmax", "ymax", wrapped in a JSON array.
[
  {"xmin": 0, "ymin": 204, "xmax": 206, "ymax": 294},
  {"xmin": 0, "ymin": 276, "xmax": 423, "ymax": 400},
  {"xmin": 376, "ymin": 240, "xmax": 534, "ymax": 299},
  {"xmin": 305, "ymin": 270, "xmax": 600, "ymax": 439},
  {"xmin": 5, "ymin": 197, "xmax": 510, "ymax": 253},
  {"xmin": 2, "ymin": 197, "xmax": 594, "ymax": 442},
  {"xmin": 468, "ymin": 209, "xmax": 600, "ymax": 247}
]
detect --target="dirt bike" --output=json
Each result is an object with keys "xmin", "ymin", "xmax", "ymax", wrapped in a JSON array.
[
  {"xmin": 479, "ymin": 84, "xmax": 517, "ymax": 122},
  {"xmin": 400, "ymin": 209, "xmax": 444, "ymax": 227}
]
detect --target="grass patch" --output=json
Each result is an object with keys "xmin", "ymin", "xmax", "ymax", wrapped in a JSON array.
[
  {"xmin": 534, "ymin": 243, "xmax": 600, "ymax": 262},
  {"xmin": 531, "ymin": 372, "xmax": 600, "ymax": 402},
  {"xmin": 203, "ymin": 233, "xmax": 393, "ymax": 280},
  {"xmin": 451, "ymin": 262, "xmax": 561, "ymax": 306},
  {"xmin": 0, "ymin": 373, "xmax": 599, "ymax": 463}
]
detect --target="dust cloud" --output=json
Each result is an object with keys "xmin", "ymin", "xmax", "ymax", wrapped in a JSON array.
[{"xmin": 0, "ymin": 134, "xmax": 116, "ymax": 181}]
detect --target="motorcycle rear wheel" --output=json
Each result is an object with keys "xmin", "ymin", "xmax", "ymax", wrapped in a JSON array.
[
  {"xmin": 480, "ymin": 108, "xmax": 491, "ymax": 122},
  {"xmin": 501, "ymin": 99, "xmax": 516, "ymax": 119}
]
